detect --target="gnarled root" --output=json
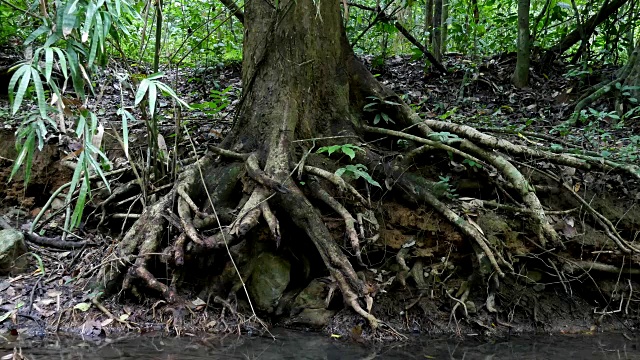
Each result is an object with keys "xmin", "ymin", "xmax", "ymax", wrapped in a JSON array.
[
  {"xmin": 277, "ymin": 182, "xmax": 380, "ymax": 328},
  {"xmin": 308, "ymin": 178, "xmax": 364, "ymax": 266}
]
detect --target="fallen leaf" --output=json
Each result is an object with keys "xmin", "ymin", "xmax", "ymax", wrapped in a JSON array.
[{"xmin": 74, "ymin": 302, "xmax": 91, "ymax": 312}]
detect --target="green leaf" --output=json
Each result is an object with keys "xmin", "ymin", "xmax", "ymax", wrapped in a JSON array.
[
  {"xmin": 119, "ymin": 108, "xmax": 131, "ymax": 159},
  {"xmin": 70, "ymin": 173, "xmax": 89, "ymax": 230},
  {"xmin": 11, "ymin": 66, "xmax": 32, "ymax": 115},
  {"xmin": 24, "ymin": 25, "xmax": 49, "ymax": 45},
  {"xmin": 317, "ymin": 145, "xmax": 341, "ymax": 156},
  {"xmin": 82, "ymin": 1, "xmax": 98, "ymax": 43},
  {"xmin": 63, "ymin": 0, "xmax": 79, "ymax": 38},
  {"xmin": 85, "ymin": 142, "xmax": 111, "ymax": 192},
  {"xmin": 44, "ymin": 47, "xmax": 54, "ymax": 82},
  {"xmin": 31, "ymin": 68, "xmax": 47, "ymax": 119},
  {"xmin": 9, "ymin": 128, "xmax": 35, "ymax": 184},
  {"xmin": 148, "ymin": 81, "xmax": 157, "ymax": 117},
  {"xmin": 88, "ymin": 22, "xmax": 100, "ymax": 67},
  {"xmin": 156, "ymin": 82, "xmax": 190, "ymax": 108},
  {"xmin": 135, "ymin": 79, "xmax": 149, "ymax": 106},
  {"xmin": 52, "ymin": 48, "xmax": 68, "ymax": 79},
  {"xmin": 7, "ymin": 64, "xmax": 29, "ymax": 104},
  {"xmin": 342, "ymin": 146, "xmax": 356, "ymax": 160},
  {"xmin": 0, "ymin": 309, "xmax": 13, "ymax": 323},
  {"xmin": 74, "ymin": 302, "xmax": 91, "ymax": 312}
]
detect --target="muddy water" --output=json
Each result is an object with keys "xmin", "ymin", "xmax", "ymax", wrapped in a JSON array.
[{"xmin": 1, "ymin": 329, "xmax": 639, "ymax": 359}]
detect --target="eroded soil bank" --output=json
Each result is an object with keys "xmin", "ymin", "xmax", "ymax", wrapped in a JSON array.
[{"xmin": 1, "ymin": 54, "xmax": 640, "ymax": 342}]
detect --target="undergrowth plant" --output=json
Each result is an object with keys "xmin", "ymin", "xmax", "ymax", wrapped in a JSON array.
[{"xmin": 6, "ymin": 0, "xmax": 189, "ymax": 234}]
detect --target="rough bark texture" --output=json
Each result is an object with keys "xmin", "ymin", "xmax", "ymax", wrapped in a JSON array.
[
  {"xmin": 221, "ymin": 0, "xmax": 361, "ymax": 154},
  {"xmin": 425, "ymin": 0, "xmax": 433, "ymax": 47},
  {"xmin": 620, "ymin": 38, "xmax": 640, "ymax": 114},
  {"xmin": 512, "ymin": 0, "xmax": 531, "ymax": 88},
  {"xmin": 432, "ymin": 0, "xmax": 443, "ymax": 63}
]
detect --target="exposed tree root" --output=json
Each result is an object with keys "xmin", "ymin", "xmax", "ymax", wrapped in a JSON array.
[
  {"xmin": 87, "ymin": 3, "xmax": 640, "ymax": 334},
  {"xmin": 308, "ymin": 178, "xmax": 364, "ymax": 266}
]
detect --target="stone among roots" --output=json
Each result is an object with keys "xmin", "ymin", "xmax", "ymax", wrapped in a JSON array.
[
  {"xmin": 0, "ymin": 229, "xmax": 28, "ymax": 275},
  {"xmin": 247, "ymin": 252, "xmax": 291, "ymax": 313}
]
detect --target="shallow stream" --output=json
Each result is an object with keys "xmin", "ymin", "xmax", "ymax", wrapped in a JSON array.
[{"xmin": 1, "ymin": 329, "xmax": 638, "ymax": 359}]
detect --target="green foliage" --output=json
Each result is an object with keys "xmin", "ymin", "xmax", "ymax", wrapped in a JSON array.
[
  {"xmin": 428, "ymin": 131, "xmax": 459, "ymax": 142},
  {"xmin": 317, "ymin": 144, "xmax": 365, "ymax": 160},
  {"xmin": 436, "ymin": 175, "xmax": 457, "ymax": 199},
  {"xmin": 134, "ymin": 72, "xmax": 190, "ymax": 117},
  {"xmin": 191, "ymin": 86, "xmax": 233, "ymax": 115},
  {"xmin": 363, "ymin": 95, "xmax": 399, "ymax": 125},
  {"xmin": 336, "ymin": 164, "xmax": 381, "ymax": 188}
]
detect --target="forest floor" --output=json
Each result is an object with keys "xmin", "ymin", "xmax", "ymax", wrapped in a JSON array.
[{"xmin": 1, "ymin": 53, "xmax": 640, "ymax": 342}]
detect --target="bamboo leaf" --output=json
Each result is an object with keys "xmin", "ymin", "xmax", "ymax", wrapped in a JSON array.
[
  {"xmin": 31, "ymin": 68, "xmax": 47, "ymax": 120},
  {"xmin": 82, "ymin": 1, "xmax": 98, "ymax": 43},
  {"xmin": 88, "ymin": 30, "xmax": 99, "ymax": 68},
  {"xmin": 43, "ymin": 33, "xmax": 61, "ymax": 47},
  {"xmin": 156, "ymin": 82, "xmax": 190, "ymax": 108},
  {"xmin": 12, "ymin": 66, "xmax": 32, "ymax": 115},
  {"xmin": 146, "ymin": 72, "xmax": 164, "ymax": 80},
  {"xmin": 52, "ymin": 48, "xmax": 68, "ymax": 79},
  {"xmin": 44, "ymin": 47, "xmax": 54, "ymax": 81},
  {"xmin": 62, "ymin": 1, "xmax": 78, "ymax": 38},
  {"xmin": 70, "ymin": 175, "xmax": 89, "ymax": 229},
  {"xmin": 25, "ymin": 25, "xmax": 49, "ymax": 45},
  {"xmin": 8, "ymin": 128, "xmax": 35, "ymax": 183},
  {"xmin": 148, "ymin": 82, "xmax": 157, "ymax": 117},
  {"xmin": 7, "ymin": 64, "xmax": 29, "ymax": 103},
  {"xmin": 135, "ymin": 79, "xmax": 149, "ymax": 105}
]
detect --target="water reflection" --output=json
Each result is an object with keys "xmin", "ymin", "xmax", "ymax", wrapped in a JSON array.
[{"xmin": 1, "ymin": 329, "xmax": 638, "ymax": 359}]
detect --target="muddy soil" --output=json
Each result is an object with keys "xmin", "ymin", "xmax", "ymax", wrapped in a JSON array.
[{"xmin": 1, "ymin": 55, "xmax": 639, "ymax": 342}]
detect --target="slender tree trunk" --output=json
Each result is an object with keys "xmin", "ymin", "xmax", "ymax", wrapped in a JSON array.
[
  {"xmin": 432, "ymin": 0, "xmax": 443, "ymax": 62},
  {"xmin": 620, "ymin": 38, "xmax": 640, "ymax": 113},
  {"xmin": 153, "ymin": 0, "xmax": 163, "ymax": 72},
  {"xmin": 513, "ymin": 0, "xmax": 531, "ymax": 88},
  {"xmin": 441, "ymin": 0, "xmax": 449, "ymax": 54},
  {"xmin": 425, "ymin": 0, "xmax": 433, "ymax": 48}
]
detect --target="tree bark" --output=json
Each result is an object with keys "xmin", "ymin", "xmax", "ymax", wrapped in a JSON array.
[
  {"xmin": 432, "ymin": 0, "xmax": 443, "ymax": 62},
  {"xmin": 512, "ymin": 0, "xmax": 531, "ymax": 88},
  {"xmin": 441, "ymin": 0, "xmax": 449, "ymax": 54},
  {"xmin": 425, "ymin": 0, "xmax": 433, "ymax": 47}
]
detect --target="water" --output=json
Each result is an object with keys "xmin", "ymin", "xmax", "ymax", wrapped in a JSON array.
[{"xmin": 1, "ymin": 329, "xmax": 638, "ymax": 359}]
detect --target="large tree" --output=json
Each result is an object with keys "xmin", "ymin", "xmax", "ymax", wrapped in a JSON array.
[{"xmin": 94, "ymin": 0, "xmax": 640, "ymax": 332}]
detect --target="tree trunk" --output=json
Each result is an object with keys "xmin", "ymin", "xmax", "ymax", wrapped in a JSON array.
[
  {"xmin": 441, "ymin": 0, "xmax": 449, "ymax": 54},
  {"xmin": 512, "ymin": 0, "xmax": 531, "ymax": 88},
  {"xmin": 425, "ymin": 0, "xmax": 433, "ymax": 48},
  {"xmin": 620, "ymin": 38, "xmax": 640, "ymax": 114},
  {"xmin": 432, "ymin": 0, "xmax": 443, "ymax": 62},
  {"xmin": 94, "ymin": 0, "xmax": 640, "ymax": 335}
]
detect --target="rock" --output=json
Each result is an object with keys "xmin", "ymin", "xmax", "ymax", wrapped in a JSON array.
[
  {"xmin": 292, "ymin": 279, "xmax": 329, "ymax": 310},
  {"xmin": 247, "ymin": 252, "xmax": 290, "ymax": 313},
  {"xmin": 289, "ymin": 308, "xmax": 336, "ymax": 328},
  {"xmin": 286, "ymin": 279, "xmax": 336, "ymax": 328},
  {"xmin": 0, "ymin": 229, "xmax": 28, "ymax": 275}
]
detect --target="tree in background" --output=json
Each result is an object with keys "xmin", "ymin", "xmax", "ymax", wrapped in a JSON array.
[{"xmin": 512, "ymin": 0, "xmax": 531, "ymax": 88}]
